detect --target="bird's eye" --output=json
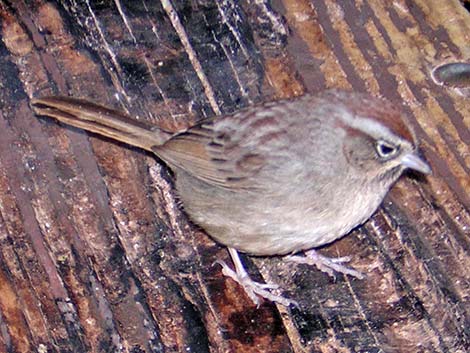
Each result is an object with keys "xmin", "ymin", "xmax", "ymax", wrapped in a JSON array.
[{"xmin": 376, "ymin": 140, "xmax": 398, "ymax": 159}]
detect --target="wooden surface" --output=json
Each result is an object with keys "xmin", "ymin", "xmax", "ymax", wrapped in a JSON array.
[{"xmin": 0, "ymin": 1, "xmax": 469, "ymax": 352}]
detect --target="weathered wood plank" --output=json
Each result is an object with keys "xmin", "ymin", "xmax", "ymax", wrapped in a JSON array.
[{"xmin": 0, "ymin": 1, "xmax": 468, "ymax": 352}]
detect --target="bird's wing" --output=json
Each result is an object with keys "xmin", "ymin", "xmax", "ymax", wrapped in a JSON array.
[{"xmin": 154, "ymin": 117, "xmax": 266, "ymax": 190}]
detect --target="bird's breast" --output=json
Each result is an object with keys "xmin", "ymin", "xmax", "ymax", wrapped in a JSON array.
[{"xmin": 174, "ymin": 161, "xmax": 390, "ymax": 255}]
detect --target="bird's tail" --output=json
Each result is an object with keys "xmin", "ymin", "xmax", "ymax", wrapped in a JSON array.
[{"xmin": 31, "ymin": 96, "xmax": 173, "ymax": 152}]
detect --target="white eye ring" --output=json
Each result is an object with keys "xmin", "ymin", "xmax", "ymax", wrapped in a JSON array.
[{"xmin": 376, "ymin": 140, "xmax": 398, "ymax": 159}]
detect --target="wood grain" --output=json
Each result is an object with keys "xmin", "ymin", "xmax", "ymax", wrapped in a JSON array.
[{"xmin": 0, "ymin": 1, "xmax": 468, "ymax": 352}]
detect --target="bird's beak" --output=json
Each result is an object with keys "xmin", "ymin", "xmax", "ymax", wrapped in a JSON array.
[{"xmin": 401, "ymin": 153, "xmax": 431, "ymax": 174}]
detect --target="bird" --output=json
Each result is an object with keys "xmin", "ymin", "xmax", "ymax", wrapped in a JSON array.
[{"xmin": 31, "ymin": 89, "xmax": 431, "ymax": 306}]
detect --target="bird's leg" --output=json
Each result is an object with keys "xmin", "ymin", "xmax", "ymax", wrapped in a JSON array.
[
  {"xmin": 215, "ymin": 248, "xmax": 298, "ymax": 307},
  {"xmin": 286, "ymin": 249, "xmax": 364, "ymax": 279}
]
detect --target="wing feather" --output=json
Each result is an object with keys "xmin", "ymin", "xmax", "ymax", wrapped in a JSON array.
[{"xmin": 153, "ymin": 118, "xmax": 264, "ymax": 189}]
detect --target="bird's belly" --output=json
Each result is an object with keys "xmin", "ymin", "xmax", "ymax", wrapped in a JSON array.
[
  {"xmin": 185, "ymin": 195, "xmax": 382, "ymax": 256},
  {"xmin": 176, "ymin": 173, "xmax": 384, "ymax": 256}
]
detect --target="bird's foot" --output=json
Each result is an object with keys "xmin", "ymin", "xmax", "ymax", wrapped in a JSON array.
[
  {"xmin": 215, "ymin": 248, "xmax": 298, "ymax": 307},
  {"xmin": 286, "ymin": 249, "xmax": 364, "ymax": 279}
]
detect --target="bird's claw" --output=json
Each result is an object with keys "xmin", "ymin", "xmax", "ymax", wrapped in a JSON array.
[
  {"xmin": 214, "ymin": 260, "xmax": 298, "ymax": 307},
  {"xmin": 286, "ymin": 250, "xmax": 364, "ymax": 279}
]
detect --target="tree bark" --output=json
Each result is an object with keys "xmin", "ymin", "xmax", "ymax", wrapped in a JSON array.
[{"xmin": 0, "ymin": 0, "xmax": 468, "ymax": 352}]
